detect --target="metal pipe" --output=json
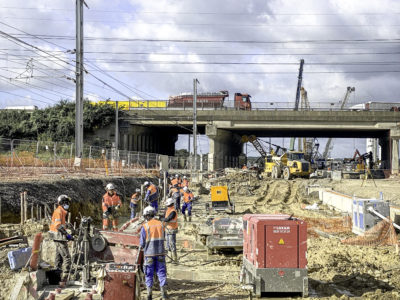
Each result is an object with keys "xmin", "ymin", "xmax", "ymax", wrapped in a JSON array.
[
  {"xmin": 20, "ymin": 192, "xmax": 24, "ymax": 225},
  {"xmin": 367, "ymin": 207, "xmax": 400, "ymax": 230}
]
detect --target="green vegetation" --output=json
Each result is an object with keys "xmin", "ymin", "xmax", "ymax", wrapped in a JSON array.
[{"xmin": 0, "ymin": 100, "xmax": 115, "ymax": 142}]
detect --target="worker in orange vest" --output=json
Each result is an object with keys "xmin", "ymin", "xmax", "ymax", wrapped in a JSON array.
[
  {"xmin": 102, "ymin": 183, "xmax": 122, "ymax": 231},
  {"xmin": 140, "ymin": 206, "xmax": 168, "ymax": 300},
  {"xmin": 170, "ymin": 174, "xmax": 180, "ymax": 188},
  {"xmin": 144, "ymin": 181, "xmax": 159, "ymax": 212},
  {"xmin": 163, "ymin": 198, "xmax": 178, "ymax": 262},
  {"xmin": 181, "ymin": 186, "xmax": 194, "ymax": 222},
  {"xmin": 49, "ymin": 195, "xmax": 73, "ymax": 282},
  {"xmin": 130, "ymin": 188, "xmax": 141, "ymax": 219},
  {"xmin": 181, "ymin": 176, "xmax": 189, "ymax": 188}
]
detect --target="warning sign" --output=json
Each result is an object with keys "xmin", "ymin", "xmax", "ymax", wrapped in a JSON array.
[{"xmin": 278, "ymin": 238, "xmax": 285, "ymax": 245}]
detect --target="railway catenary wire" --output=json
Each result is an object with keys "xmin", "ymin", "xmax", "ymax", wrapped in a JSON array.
[{"xmin": 0, "ymin": 24, "xmax": 195, "ymax": 133}]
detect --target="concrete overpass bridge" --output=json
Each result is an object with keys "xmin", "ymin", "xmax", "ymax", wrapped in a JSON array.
[{"xmin": 118, "ymin": 110, "xmax": 400, "ymax": 172}]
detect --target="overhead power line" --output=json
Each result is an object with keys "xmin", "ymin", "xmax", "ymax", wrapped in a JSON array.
[
  {"xmin": 4, "ymin": 16, "xmax": 400, "ymax": 28},
  {"xmin": 8, "ymin": 34, "xmax": 400, "ymax": 44},
  {"xmin": 1, "ymin": 6, "xmax": 399, "ymax": 16}
]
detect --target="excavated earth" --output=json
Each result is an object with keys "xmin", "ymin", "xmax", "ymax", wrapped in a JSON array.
[{"xmin": 0, "ymin": 173, "xmax": 400, "ymax": 299}]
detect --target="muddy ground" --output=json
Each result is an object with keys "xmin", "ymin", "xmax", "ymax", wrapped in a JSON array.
[{"xmin": 0, "ymin": 173, "xmax": 400, "ymax": 299}]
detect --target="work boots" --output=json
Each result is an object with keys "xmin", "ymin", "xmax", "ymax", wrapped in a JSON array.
[
  {"xmin": 146, "ymin": 286, "xmax": 152, "ymax": 300},
  {"xmin": 183, "ymin": 214, "xmax": 187, "ymax": 222},
  {"xmin": 188, "ymin": 216, "xmax": 192, "ymax": 222},
  {"xmin": 160, "ymin": 286, "xmax": 169, "ymax": 299}
]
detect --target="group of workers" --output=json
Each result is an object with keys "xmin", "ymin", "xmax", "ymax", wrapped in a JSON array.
[{"xmin": 49, "ymin": 174, "xmax": 193, "ymax": 300}]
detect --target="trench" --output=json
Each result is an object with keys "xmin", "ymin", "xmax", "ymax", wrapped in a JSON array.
[{"xmin": 0, "ymin": 176, "xmax": 157, "ymax": 224}]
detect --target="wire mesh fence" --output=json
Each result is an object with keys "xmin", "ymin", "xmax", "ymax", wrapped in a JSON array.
[{"xmin": 0, "ymin": 138, "xmax": 192, "ymax": 178}]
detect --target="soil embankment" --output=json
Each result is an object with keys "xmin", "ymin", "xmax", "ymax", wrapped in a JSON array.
[{"xmin": 0, "ymin": 176, "xmax": 156, "ymax": 223}]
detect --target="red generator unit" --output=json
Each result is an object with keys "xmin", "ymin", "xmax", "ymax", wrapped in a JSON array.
[
  {"xmin": 103, "ymin": 263, "xmax": 141, "ymax": 300},
  {"xmin": 240, "ymin": 214, "xmax": 308, "ymax": 297}
]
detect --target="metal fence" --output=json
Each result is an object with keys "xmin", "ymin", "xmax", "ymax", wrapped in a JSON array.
[{"xmin": 0, "ymin": 138, "xmax": 193, "ymax": 177}]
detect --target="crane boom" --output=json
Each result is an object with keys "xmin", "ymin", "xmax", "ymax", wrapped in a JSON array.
[
  {"xmin": 290, "ymin": 59, "xmax": 305, "ymax": 151},
  {"xmin": 322, "ymin": 86, "xmax": 355, "ymax": 159}
]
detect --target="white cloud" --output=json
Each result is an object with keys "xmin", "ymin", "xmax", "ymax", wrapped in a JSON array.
[{"xmin": 0, "ymin": 0, "xmax": 398, "ymax": 157}]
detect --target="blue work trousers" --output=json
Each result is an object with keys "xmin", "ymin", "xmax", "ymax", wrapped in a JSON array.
[
  {"xmin": 166, "ymin": 232, "xmax": 177, "ymax": 252},
  {"xmin": 181, "ymin": 202, "xmax": 192, "ymax": 216},
  {"xmin": 174, "ymin": 197, "xmax": 181, "ymax": 212},
  {"xmin": 144, "ymin": 256, "xmax": 167, "ymax": 287},
  {"xmin": 150, "ymin": 200, "xmax": 158, "ymax": 213},
  {"xmin": 130, "ymin": 203, "xmax": 137, "ymax": 219}
]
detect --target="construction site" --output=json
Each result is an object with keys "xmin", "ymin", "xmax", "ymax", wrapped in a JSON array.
[{"xmin": 1, "ymin": 0, "xmax": 400, "ymax": 299}]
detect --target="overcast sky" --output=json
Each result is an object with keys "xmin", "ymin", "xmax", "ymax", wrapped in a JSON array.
[{"xmin": 0, "ymin": 0, "xmax": 399, "ymax": 158}]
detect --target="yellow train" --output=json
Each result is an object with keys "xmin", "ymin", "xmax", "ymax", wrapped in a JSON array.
[{"xmin": 92, "ymin": 100, "xmax": 167, "ymax": 110}]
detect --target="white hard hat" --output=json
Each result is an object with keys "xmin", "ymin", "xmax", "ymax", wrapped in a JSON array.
[
  {"xmin": 135, "ymin": 188, "xmax": 141, "ymax": 193},
  {"xmin": 165, "ymin": 198, "xmax": 175, "ymax": 206},
  {"xmin": 57, "ymin": 194, "xmax": 71, "ymax": 204},
  {"xmin": 143, "ymin": 206, "xmax": 155, "ymax": 216},
  {"xmin": 183, "ymin": 186, "xmax": 188, "ymax": 192},
  {"xmin": 144, "ymin": 181, "xmax": 150, "ymax": 186},
  {"xmin": 183, "ymin": 176, "xmax": 187, "ymax": 179},
  {"xmin": 175, "ymin": 174, "xmax": 179, "ymax": 178},
  {"xmin": 106, "ymin": 183, "xmax": 115, "ymax": 190}
]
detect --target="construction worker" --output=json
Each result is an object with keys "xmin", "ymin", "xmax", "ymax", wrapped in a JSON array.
[
  {"xmin": 102, "ymin": 183, "xmax": 122, "ymax": 231},
  {"xmin": 170, "ymin": 174, "xmax": 180, "ymax": 187},
  {"xmin": 242, "ymin": 164, "xmax": 248, "ymax": 170},
  {"xmin": 140, "ymin": 206, "xmax": 168, "ymax": 300},
  {"xmin": 181, "ymin": 186, "xmax": 194, "ymax": 222},
  {"xmin": 130, "ymin": 188, "xmax": 141, "ymax": 219},
  {"xmin": 49, "ymin": 195, "xmax": 73, "ymax": 282},
  {"xmin": 144, "ymin": 181, "xmax": 159, "ymax": 213},
  {"xmin": 163, "ymin": 198, "xmax": 178, "ymax": 262},
  {"xmin": 169, "ymin": 184, "xmax": 181, "ymax": 212},
  {"xmin": 181, "ymin": 176, "xmax": 189, "ymax": 188}
]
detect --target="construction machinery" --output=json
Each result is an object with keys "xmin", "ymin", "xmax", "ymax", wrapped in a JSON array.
[
  {"xmin": 241, "ymin": 135, "xmax": 311, "ymax": 180},
  {"xmin": 265, "ymin": 151, "xmax": 311, "ymax": 180},
  {"xmin": 240, "ymin": 214, "xmax": 308, "ymax": 297},
  {"xmin": 197, "ymin": 217, "xmax": 243, "ymax": 253},
  {"xmin": 206, "ymin": 185, "xmax": 235, "ymax": 214}
]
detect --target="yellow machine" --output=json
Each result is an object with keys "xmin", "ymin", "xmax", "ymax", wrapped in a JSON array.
[
  {"xmin": 209, "ymin": 186, "xmax": 235, "ymax": 213},
  {"xmin": 264, "ymin": 151, "xmax": 311, "ymax": 180}
]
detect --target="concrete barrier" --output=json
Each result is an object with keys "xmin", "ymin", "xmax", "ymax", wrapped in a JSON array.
[{"xmin": 320, "ymin": 190, "xmax": 354, "ymax": 214}]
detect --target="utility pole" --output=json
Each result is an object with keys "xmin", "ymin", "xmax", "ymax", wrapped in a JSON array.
[
  {"xmin": 75, "ymin": 0, "xmax": 85, "ymax": 163},
  {"xmin": 115, "ymin": 101, "xmax": 119, "ymax": 150},
  {"xmin": 193, "ymin": 79, "xmax": 199, "ymax": 172}
]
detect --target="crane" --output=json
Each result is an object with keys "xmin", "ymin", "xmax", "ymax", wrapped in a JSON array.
[
  {"xmin": 322, "ymin": 86, "xmax": 355, "ymax": 159},
  {"xmin": 290, "ymin": 59, "xmax": 305, "ymax": 151}
]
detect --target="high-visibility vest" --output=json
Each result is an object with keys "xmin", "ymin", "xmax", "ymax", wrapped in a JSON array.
[
  {"xmin": 143, "ymin": 219, "xmax": 165, "ymax": 256},
  {"xmin": 131, "ymin": 192, "xmax": 140, "ymax": 204},
  {"xmin": 183, "ymin": 191, "xmax": 194, "ymax": 203},
  {"xmin": 170, "ymin": 178, "xmax": 179, "ymax": 186},
  {"xmin": 102, "ymin": 193, "xmax": 122, "ymax": 212},
  {"xmin": 50, "ymin": 205, "xmax": 67, "ymax": 233},
  {"xmin": 148, "ymin": 184, "xmax": 157, "ymax": 196},
  {"xmin": 165, "ymin": 206, "xmax": 178, "ymax": 230},
  {"xmin": 182, "ymin": 179, "xmax": 189, "ymax": 187}
]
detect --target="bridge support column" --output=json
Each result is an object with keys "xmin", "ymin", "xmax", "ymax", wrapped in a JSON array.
[
  {"xmin": 206, "ymin": 125, "xmax": 242, "ymax": 171},
  {"xmin": 392, "ymin": 138, "xmax": 399, "ymax": 174}
]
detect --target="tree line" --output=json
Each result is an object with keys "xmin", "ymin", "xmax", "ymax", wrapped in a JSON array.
[{"xmin": 0, "ymin": 100, "xmax": 115, "ymax": 142}]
